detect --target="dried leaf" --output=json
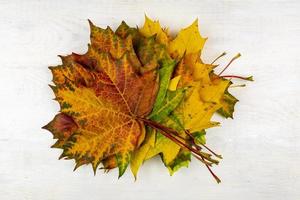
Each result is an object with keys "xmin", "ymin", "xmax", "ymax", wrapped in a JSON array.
[
  {"xmin": 44, "ymin": 17, "xmax": 251, "ymax": 182},
  {"xmin": 45, "ymin": 25, "xmax": 158, "ymax": 177}
]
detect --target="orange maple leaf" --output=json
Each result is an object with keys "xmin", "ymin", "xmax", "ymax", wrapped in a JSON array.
[{"xmin": 44, "ymin": 23, "xmax": 159, "ymax": 177}]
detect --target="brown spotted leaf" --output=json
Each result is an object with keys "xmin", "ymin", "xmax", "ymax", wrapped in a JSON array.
[{"xmin": 44, "ymin": 22, "xmax": 158, "ymax": 177}]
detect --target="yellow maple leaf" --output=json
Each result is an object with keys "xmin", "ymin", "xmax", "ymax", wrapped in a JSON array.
[
  {"xmin": 139, "ymin": 15, "xmax": 169, "ymax": 45},
  {"xmin": 168, "ymin": 19, "xmax": 207, "ymax": 58},
  {"xmin": 174, "ymin": 53, "xmax": 213, "ymax": 87},
  {"xmin": 139, "ymin": 19, "xmax": 228, "ymax": 176},
  {"xmin": 167, "ymin": 20, "xmax": 227, "ymax": 133},
  {"xmin": 179, "ymin": 80, "xmax": 229, "ymax": 133}
]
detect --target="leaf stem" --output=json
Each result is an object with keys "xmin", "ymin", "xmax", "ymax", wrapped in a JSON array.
[
  {"xmin": 221, "ymin": 75, "xmax": 253, "ymax": 81},
  {"xmin": 184, "ymin": 130, "xmax": 222, "ymax": 159},
  {"xmin": 229, "ymin": 84, "xmax": 246, "ymax": 88},
  {"xmin": 218, "ymin": 53, "xmax": 241, "ymax": 76},
  {"xmin": 211, "ymin": 52, "xmax": 226, "ymax": 65},
  {"xmin": 140, "ymin": 117, "xmax": 221, "ymax": 183}
]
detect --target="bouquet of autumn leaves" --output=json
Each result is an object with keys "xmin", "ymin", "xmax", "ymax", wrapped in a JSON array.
[{"xmin": 43, "ymin": 16, "xmax": 252, "ymax": 182}]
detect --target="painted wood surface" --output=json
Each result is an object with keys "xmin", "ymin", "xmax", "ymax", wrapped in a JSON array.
[{"xmin": 0, "ymin": 0, "xmax": 299, "ymax": 199}]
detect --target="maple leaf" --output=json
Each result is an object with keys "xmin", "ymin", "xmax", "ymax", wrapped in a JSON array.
[
  {"xmin": 43, "ymin": 17, "xmax": 251, "ymax": 182},
  {"xmin": 129, "ymin": 18, "xmax": 214, "ymax": 177},
  {"xmin": 168, "ymin": 19, "xmax": 207, "ymax": 58},
  {"xmin": 44, "ymin": 24, "xmax": 159, "ymax": 177},
  {"xmin": 117, "ymin": 17, "xmax": 222, "ymax": 179},
  {"xmin": 131, "ymin": 19, "xmax": 205, "ymax": 173},
  {"xmin": 127, "ymin": 19, "xmax": 187, "ymax": 177},
  {"xmin": 131, "ymin": 17, "xmax": 248, "ymax": 180},
  {"xmin": 139, "ymin": 15, "xmax": 169, "ymax": 45}
]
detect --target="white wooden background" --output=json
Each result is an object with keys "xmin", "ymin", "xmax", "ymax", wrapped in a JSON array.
[{"xmin": 0, "ymin": 0, "xmax": 299, "ymax": 199}]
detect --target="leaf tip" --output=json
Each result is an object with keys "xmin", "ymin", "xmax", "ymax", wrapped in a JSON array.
[
  {"xmin": 144, "ymin": 13, "xmax": 151, "ymax": 21},
  {"xmin": 48, "ymin": 84, "xmax": 57, "ymax": 93},
  {"xmin": 41, "ymin": 123, "xmax": 49, "ymax": 130},
  {"xmin": 59, "ymin": 152, "xmax": 66, "ymax": 160},
  {"xmin": 193, "ymin": 18, "xmax": 199, "ymax": 26},
  {"xmin": 87, "ymin": 19, "xmax": 94, "ymax": 28}
]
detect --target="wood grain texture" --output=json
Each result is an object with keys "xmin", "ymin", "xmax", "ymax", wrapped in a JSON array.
[{"xmin": 0, "ymin": 0, "xmax": 299, "ymax": 199}]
